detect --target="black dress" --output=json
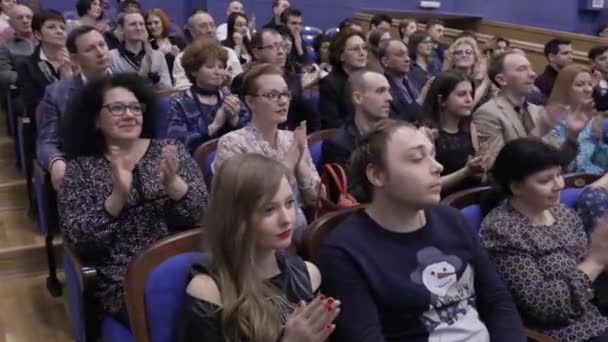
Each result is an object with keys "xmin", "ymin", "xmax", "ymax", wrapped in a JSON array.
[
  {"xmin": 435, "ymin": 128, "xmax": 482, "ymax": 196},
  {"xmin": 175, "ymin": 251, "xmax": 314, "ymax": 341}
]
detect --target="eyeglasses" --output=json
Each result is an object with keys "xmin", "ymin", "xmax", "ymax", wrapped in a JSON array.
[
  {"xmin": 257, "ymin": 43, "xmax": 288, "ymax": 51},
  {"xmin": 102, "ymin": 102, "xmax": 146, "ymax": 116},
  {"xmin": 420, "ymin": 39, "xmax": 434, "ymax": 45},
  {"xmin": 453, "ymin": 49, "xmax": 473, "ymax": 56},
  {"xmin": 253, "ymin": 91, "xmax": 292, "ymax": 102},
  {"xmin": 345, "ymin": 44, "xmax": 367, "ymax": 53}
]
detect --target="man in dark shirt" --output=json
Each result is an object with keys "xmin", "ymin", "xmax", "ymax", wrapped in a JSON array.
[
  {"xmin": 379, "ymin": 39, "xmax": 424, "ymax": 122},
  {"xmin": 589, "ymin": 44, "xmax": 608, "ymax": 112},
  {"xmin": 319, "ymin": 118, "xmax": 526, "ymax": 342},
  {"xmin": 262, "ymin": 0, "xmax": 289, "ymax": 30},
  {"xmin": 535, "ymin": 38, "xmax": 573, "ymax": 99},
  {"xmin": 426, "ymin": 19, "xmax": 447, "ymax": 63},
  {"xmin": 0, "ymin": 4, "xmax": 35, "ymax": 92},
  {"xmin": 280, "ymin": 7, "xmax": 310, "ymax": 73}
]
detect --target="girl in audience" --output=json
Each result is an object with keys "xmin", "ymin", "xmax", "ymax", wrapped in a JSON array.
[
  {"xmin": 312, "ymin": 33, "xmax": 332, "ymax": 76},
  {"xmin": 67, "ymin": 0, "xmax": 105, "ymax": 33},
  {"xmin": 408, "ymin": 30, "xmax": 443, "ymax": 95},
  {"xmin": 444, "ymin": 36, "xmax": 493, "ymax": 107},
  {"xmin": 167, "ymin": 39, "xmax": 249, "ymax": 154},
  {"xmin": 548, "ymin": 64, "xmax": 606, "ymax": 174},
  {"xmin": 366, "ymin": 28, "xmax": 391, "ymax": 73},
  {"xmin": 221, "ymin": 12, "xmax": 253, "ymax": 65},
  {"xmin": 398, "ymin": 18, "xmax": 417, "ymax": 45},
  {"xmin": 58, "ymin": 73, "xmax": 208, "ymax": 327},
  {"xmin": 212, "ymin": 64, "xmax": 321, "ymax": 230},
  {"xmin": 177, "ymin": 153, "xmax": 340, "ymax": 341},
  {"xmin": 484, "ymin": 37, "xmax": 510, "ymax": 59},
  {"xmin": 145, "ymin": 8, "xmax": 186, "ymax": 81},
  {"xmin": 319, "ymin": 30, "xmax": 368, "ymax": 128},
  {"xmin": 420, "ymin": 70, "xmax": 492, "ymax": 196},
  {"xmin": 480, "ymin": 137, "xmax": 608, "ymax": 342}
]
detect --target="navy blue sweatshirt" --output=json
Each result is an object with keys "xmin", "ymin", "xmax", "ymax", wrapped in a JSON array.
[{"xmin": 319, "ymin": 205, "xmax": 525, "ymax": 342}]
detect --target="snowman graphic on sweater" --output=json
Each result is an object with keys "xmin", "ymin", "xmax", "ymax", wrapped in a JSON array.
[{"xmin": 410, "ymin": 247, "xmax": 490, "ymax": 342}]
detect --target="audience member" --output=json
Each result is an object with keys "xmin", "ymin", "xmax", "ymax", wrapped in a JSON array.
[
  {"xmin": 108, "ymin": 11, "xmax": 171, "ymax": 89},
  {"xmin": 263, "ymin": 0, "xmax": 290, "ymax": 30},
  {"xmin": 173, "ymin": 11, "xmax": 242, "ymax": 90},
  {"xmin": 176, "ymin": 153, "xmax": 338, "ymax": 341},
  {"xmin": 0, "ymin": 4, "xmax": 35, "ymax": 92},
  {"xmin": 145, "ymin": 8, "xmax": 186, "ymax": 82},
  {"xmin": 167, "ymin": 40, "xmax": 249, "ymax": 154},
  {"xmin": 280, "ymin": 7, "xmax": 311, "ymax": 73},
  {"xmin": 535, "ymin": 38, "xmax": 573, "ymax": 98},
  {"xmin": 366, "ymin": 28, "xmax": 390, "ymax": 73},
  {"xmin": 66, "ymin": 0, "xmax": 105, "ymax": 34},
  {"xmin": 426, "ymin": 19, "xmax": 446, "ymax": 62},
  {"xmin": 320, "ymin": 118, "xmax": 526, "ymax": 342},
  {"xmin": 17, "ymin": 9, "xmax": 69, "ymax": 118},
  {"xmin": 37, "ymin": 26, "xmax": 111, "ymax": 191},
  {"xmin": 58, "ymin": 73, "xmax": 208, "ymax": 328},
  {"xmin": 321, "ymin": 70, "xmax": 391, "ymax": 171},
  {"xmin": 338, "ymin": 18, "xmax": 362, "ymax": 33},
  {"xmin": 319, "ymin": 30, "xmax": 367, "ymax": 128},
  {"xmin": 221, "ymin": 12, "xmax": 252, "ymax": 65},
  {"xmin": 212, "ymin": 64, "xmax": 321, "ymax": 231},
  {"xmin": 484, "ymin": 37, "xmax": 510, "ymax": 59},
  {"xmin": 420, "ymin": 70, "xmax": 491, "ymax": 195},
  {"xmin": 369, "ymin": 13, "xmax": 392, "ymax": 32},
  {"xmin": 576, "ymin": 172, "xmax": 608, "ymax": 234},
  {"xmin": 215, "ymin": 0, "xmax": 244, "ymax": 41},
  {"xmin": 398, "ymin": 18, "xmax": 417, "ymax": 46},
  {"xmin": 407, "ymin": 30, "xmax": 442, "ymax": 94},
  {"xmin": 312, "ymin": 33, "xmax": 331, "ymax": 75},
  {"xmin": 248, "ymin": 27, "xmax": 320, "ymax": 132},
  {"xmin": 589, "ymin": 44, "xmax": 608, "ymax": 112},
  {"xmin": 598, "ymin": 24, "xmax": 608, "ymax": 39},
  {"xmin": 548, "ymin": 64, "xmax": 603, "ymax": 174},
  {"xmin": 480, "ymin": 137, "xmax": 608, "ymax": 342},
  {"xmin": 444, "ymin": 36, "xmax": 492, "ymax": 107},
  {"xmin": 378, "ymin": 39, "xmax": 424, "ymax": 121},
  {"xmin": 0, "ymin": 0, "xmax": 16, "ymax": 43}
]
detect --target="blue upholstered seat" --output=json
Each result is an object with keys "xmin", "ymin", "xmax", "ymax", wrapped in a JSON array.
[{"xmin": 309, "ymin": 140, "xmax": 324, "ymax": 171}]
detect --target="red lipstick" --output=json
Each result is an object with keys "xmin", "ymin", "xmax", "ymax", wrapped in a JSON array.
[{"xmin": 276, "ymin": 229, "xmax": 292, "ymax": 240}]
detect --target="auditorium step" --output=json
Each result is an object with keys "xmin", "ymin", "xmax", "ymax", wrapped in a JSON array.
[{"xmin": 0, "ymin": 136, "xmax": 15, "ymax": 161}]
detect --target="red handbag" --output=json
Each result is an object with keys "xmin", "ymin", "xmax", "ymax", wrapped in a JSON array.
[{"xmin": 313, "ymin": 163, "xmax": 358, "ymax": 219}]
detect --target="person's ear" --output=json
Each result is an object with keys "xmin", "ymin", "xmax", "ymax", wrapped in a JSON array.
[
  {"xmin": 352, "ymin": 90, "xmax": 363, "ymax": 106},
  {"xmin": 510, "ymin": 181, "xmax": 524, "ymax": 198},
  {"xmin": 494, "ymin": 73, "xmax": 507, "ymax": 87},
  {"xmin": 244, "ymin": 94, "xmax": 255, "ymax": 109},
  {"xmin": 366, "ymin": 163, "xmax": 385, "ymax": 189},
  {"xmin": 380, "ymin": 56, "xmax": 389, "ymax": 68}
]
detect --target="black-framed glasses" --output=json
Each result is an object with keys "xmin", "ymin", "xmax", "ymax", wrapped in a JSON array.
[
  {"xmin": 102, "ymin": 102, "xmax": 146, "ymax": 116},
  {"xmin": 253, "ymin": 91, "xmax": 292, "ymax": 102}
]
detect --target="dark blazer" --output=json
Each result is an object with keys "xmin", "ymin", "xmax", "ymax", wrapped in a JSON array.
[
  {"xmin": 16, "ymin": 46, "xmax": 60, "ymax": 119},
  {"xmin": 319, "ymin": 67, "xmax": 350, "ymax": 129},
  {"xmin": 386, "ymin": 74, "xmax": 422, "ymax": 123},
  {"xmin": 280, "ymin": 73, "xmax": 320, "ymax": 132},
  {"xmin": 321, "ymin": 120, "xmax": 360, "ymax": 201}
]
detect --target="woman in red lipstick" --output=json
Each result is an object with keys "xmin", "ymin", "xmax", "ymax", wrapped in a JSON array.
[{"xmin": 177, "ymin": 153, "xmax": 340, "ymax": 341}]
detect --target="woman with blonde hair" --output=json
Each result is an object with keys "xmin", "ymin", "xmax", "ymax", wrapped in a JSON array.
[
  {"xmin": 548, "ymin": 64, "xmax": 605, "ymax": 173},
  {"xmin": 176, "ymin": 153, "xmax": 340, "ymax": 341},
  {"xmin": 444, "ymin": 36, "xmax": 493, "ymax": 106}
]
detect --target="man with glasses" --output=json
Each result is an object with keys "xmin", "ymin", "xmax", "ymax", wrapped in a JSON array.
[
  {"xmin": 245, "ymin": 27, "xmax": 320, "ymax": 132},
  {"xmin": 172, "ymin": 10, "xmax": 242, "ymax": 90},
  {"xmin": 37, "ymin": 26, "xmax": 111, "ymax": 190}
]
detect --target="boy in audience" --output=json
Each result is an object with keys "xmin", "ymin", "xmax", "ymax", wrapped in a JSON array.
[
  {"xmin": 379, "ymin": 39, "xmax": 425, "ymax": 121},
  {"xmin": 247, "ymin": 28, "xmax": 320, "ymax": 132},
  {"xmin": 319, "ymin": 118, "xmax": 526, "ymax": 342},
  {"xmin": 321, "ymin": 70, "xmax": 392, "ymax": 170},
  {"xmin": 280, "ymin": 7, "xmax": 311, "ymax": 71},
  {"xmin": 263, "ymin": 0, "xmax": 290, "ymax": 30},
  {"xmin": 173, "ymin": 10, "xmax": 242, "ymax": 90},
  {"xmin": 215, "ymin": 1, "xmax": 244, "ymax": 41},
  {"xmin": 37, "ymin": 26, "xmax": 111, "ymax": 190},
  {"xmin": 535, "ymin": 38, "xmax": 573, "ymax": 98},
  {"xmin": 369, "ymin": 13, "xmax": 392, "ymax": 32},
  {"xmin": 338, "ymin": 18, "xmax": 363, "ymax": 33},
  {"xmin": 426, "ymin": 19, "xmax": 446, "ymax": 62},
  {"xmin": 108, "ymin": 10, "xmax": 171, "ymax": 89},
  {"xmin": 589, "ymin": 44, "xmax": 608, "ymax": 112},
  {"xmin": 0, "ymin": 4, "xmax": 35, "ymax": 92}
]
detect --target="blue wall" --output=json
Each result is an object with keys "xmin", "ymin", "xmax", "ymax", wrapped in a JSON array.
[{"xmin": 40, "ymin": 0, "xmax": 608, "ymax": 35}]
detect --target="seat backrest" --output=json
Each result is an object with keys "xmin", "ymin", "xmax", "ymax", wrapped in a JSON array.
[
  {"xmin": 460, "ymin": 205, "xmax": 482, "ymax": 232},
  {"xmin": 563, "ymin": 172, "xmax": 601, "ymax": 188},
  {"xmin": 155, "ymin": 96, "xmax": 172, "ymax": 138},
  {"xmin": 325, "ymin": 27, "xmax": 339, "ymax": 38},
  {"xmin": 307, "ymin": 129, "xmax": 339, "ymax": 172},
  {"xmin": 124, "ymin": 229, "xmax": 203, "ymax": 342},
  {"xmin": 193, "ymin": 138, "xmax": 219, "ymax": 188},
  {"xmin": 302, "ymin": 26, "xmax": 323, "ymax": 36},
  {"xmin": 301, "ymin": 205, "xmax": 363, "ymax": 264},
  {"xmin": 441, "ymin": 186, "xmax": 492, "ymax": 209},
  {"xmin": 560, "ymin": 187, "xmax": 584, "ymax": 209}
]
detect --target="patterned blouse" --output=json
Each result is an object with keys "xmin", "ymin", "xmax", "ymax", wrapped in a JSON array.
[
  {"xmin": 575, "ymin": 186, "xmax": 608, "ymax": 235},
  {"xmin": 212, "ymin": 125, "xmax": 321, "ymax": 227},
  {"xmin": 554, "ymin": 120, "xmax": 608, "ymax": 174},
  {"xmin": 480, "ymin": 202, "xmax": 608, "ymax": 342},
  {"xmin": 167, "ymin": 89, "xmax": 250, "ymax": 154},
  {"xmin": 58, "ymin": 139, "xmax": 208, "ymax": 316}
]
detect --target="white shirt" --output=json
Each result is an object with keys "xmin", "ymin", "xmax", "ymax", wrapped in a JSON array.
[
  {"xmin": 216, "ymin": 23, "xmax": 228, "ymax": 41},
  {"xmin": 172, "ymin": 46, "xmax": 243, "ymax": 90}
]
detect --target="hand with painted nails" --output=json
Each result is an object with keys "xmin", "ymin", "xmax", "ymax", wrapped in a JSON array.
[{"xmin": 282, "ymin": 295, "xmax": 341, "ymax": 342}]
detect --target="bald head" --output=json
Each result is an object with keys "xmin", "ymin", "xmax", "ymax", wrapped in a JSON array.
[
  {"xmin": 227, "ymin": 1, "xmax": 244, "ymax": 15},
  {"xmin": 349, "ymin": 70, "xmax": 393, "ymax": 120},
  {"xmin": 8, "ymin": 5, "xmax": 33, "ymax": 36},
  {"xmin": 188, "ymin": 11, "xmax": 216, "ymax": 40}
]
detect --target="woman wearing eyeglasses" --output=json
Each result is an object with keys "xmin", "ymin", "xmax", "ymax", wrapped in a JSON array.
[
  {"xmin": 444, "ymin": 36, "xmax": 494, "ymax": 107},
  {"xmin": 58, "ymin": 73, "xmax": 208, "ymax": 327},
  {"xmin": 408, "ymin": 30, "xmax": 443, "ymax": 95},
  {"xmin": 212, "ymin": 64, "xmax": 322, "ymax": 231}
]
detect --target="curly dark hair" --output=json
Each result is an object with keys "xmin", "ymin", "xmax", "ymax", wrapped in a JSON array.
[
  {"xmin": 61, "ymin": 73, "xmax": 159, "ymax": 157},
  {"xmin": 329, "ymin": 30, "xmax": 366, "ymax": 69}
]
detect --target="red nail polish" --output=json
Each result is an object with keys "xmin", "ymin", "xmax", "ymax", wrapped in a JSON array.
[
  {"xmin": 327, "ymin": 298, "xmax": 334, "ymax": 305},
  {"xmin": 319, "ymin": 295, "xmax": 326, "ymax": 300}
]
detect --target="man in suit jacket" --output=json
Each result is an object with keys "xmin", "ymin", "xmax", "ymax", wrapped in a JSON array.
[
  {"xmin": 37, "ymin": 26, "xmax": 111, "ymax": 191},
  {"xmin": 379, "ymin": 39, "xmax": 424, "ymax": 123},
  {"xmin": 473, "ymin": 51, "xmax": 580, "ymax": 158}
]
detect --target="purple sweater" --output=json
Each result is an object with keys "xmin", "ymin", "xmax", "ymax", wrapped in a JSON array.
[{"xmin": 319, "ymin": 205, "xmax": 525, "ymax": 342}]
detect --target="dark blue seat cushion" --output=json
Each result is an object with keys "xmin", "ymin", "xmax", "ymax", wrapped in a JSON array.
[
  {"xmin": 560, "ymin": 187, "xmax": 583, "ymax": 209},
  {"xmin": 310, "ymin": 141, "xmax": 324, "ymax": 172},
  {"xmin": 461, "ymin": 204, "xmax": 482, "ymax": 232},
  {"xmin": 102, "ymin": 317, "xmax": 133, "ymax": 342}
]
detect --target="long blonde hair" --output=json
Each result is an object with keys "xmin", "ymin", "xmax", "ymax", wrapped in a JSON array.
[
  {"xmin": 547, "ymin": 64, "xmax": 590, "ymax": 107},
  {"xmin": 203, "ymin": 153, "xmax": 291, "ymax": 342},
  {"xmin": 444, "ymin": 37, "xmax": 484, "ymax": 80}
]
